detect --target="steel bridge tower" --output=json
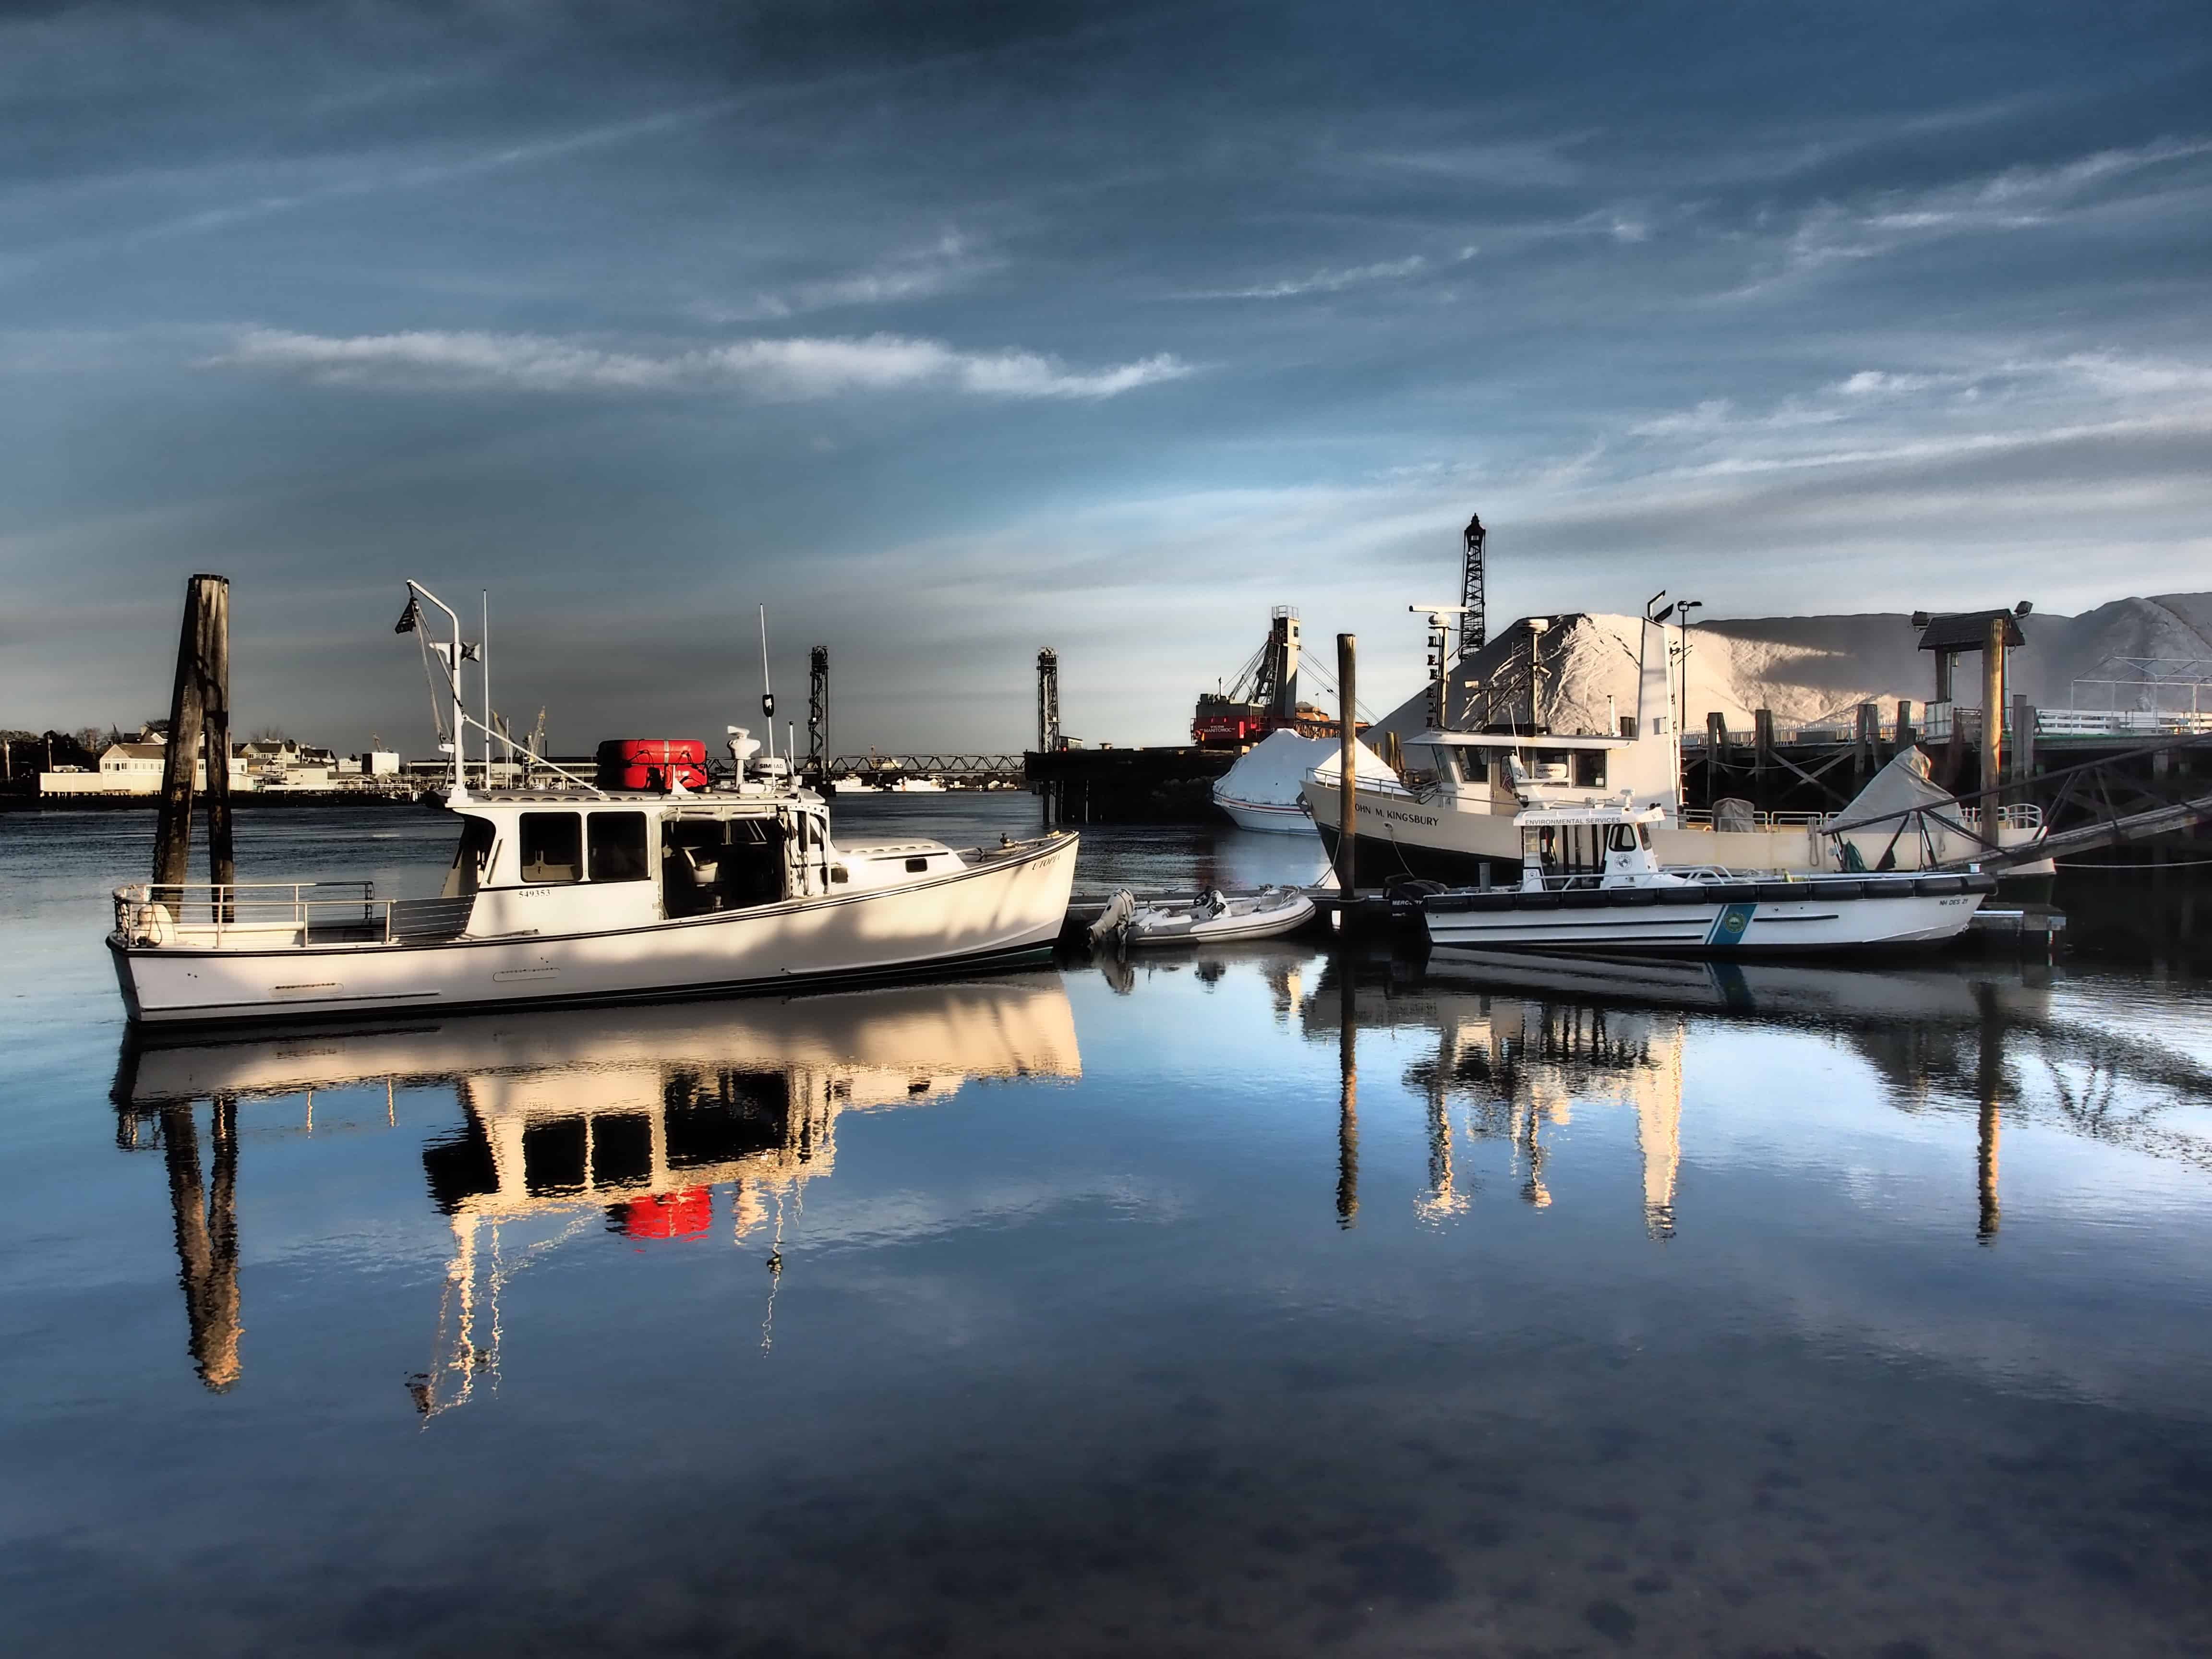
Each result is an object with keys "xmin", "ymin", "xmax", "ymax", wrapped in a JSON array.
[
  {"xmin": 1460, "ymin": 511, "xmax": 1487, "ymax": 659},
  {"xmin": 806, "ymin": 646, "xmax": 829, "ymax": 781},
  {"xmin": 1036, "ymin": 649, "xmax": 1061, "ymax": 753}
]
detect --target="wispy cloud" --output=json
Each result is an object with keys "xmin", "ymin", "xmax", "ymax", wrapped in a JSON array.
[
  {"xmin": 1749, "ymin": 136, "xmax": 2212, "ymax": 288},
  {"xmin": 208, "ymin": 327, "xmax": 1192, "ymax": 400},
  {"xmin": 706, "ymin": 232, "xmax": 998, "ymax": 322},
  {"xmin": 0, "ymin": 100, "xmax": 745, "ymax": 284},
  {"xmin": 1620, "ymin": 349, "xmax": 2212, "ymax": 480},
  {"xmin": 1183, "ymin": 251, "xmax": 1468, "ymax": 301}
]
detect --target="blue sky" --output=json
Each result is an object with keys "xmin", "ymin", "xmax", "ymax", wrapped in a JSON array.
[{"xmin": 2, "ymin": 1, "xmax": 2207, "ymax": 752}]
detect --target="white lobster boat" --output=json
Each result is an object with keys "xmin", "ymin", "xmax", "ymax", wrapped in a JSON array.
[
  {"xmin": 111, "ymin": 759, "xmax": 1077, "ymax": 1026},
  {"xmin": 1419, "ymin": 803, "xmax": 1992, "ymax": 955},
  {"xmin": 108, "ymin": 582, "xmax": 1078, "ymax": 1026}
]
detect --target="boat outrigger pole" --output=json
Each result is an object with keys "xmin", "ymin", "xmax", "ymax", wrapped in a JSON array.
[
  {"xmin": 400, "ymin": 579, "xmax": 592, "ymax": 795},
  {"xmin": 402, "ymin": 580, "xmax": 469, "ymax": 796}
]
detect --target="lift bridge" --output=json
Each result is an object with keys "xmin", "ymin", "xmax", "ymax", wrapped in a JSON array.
[{"xmin": 822, "ymin": 753, "xmax": 1026, "ymax": 786}]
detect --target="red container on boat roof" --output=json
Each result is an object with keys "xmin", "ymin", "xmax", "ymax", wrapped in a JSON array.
[{"xmin": 595, "ymin": 738, "xmax": 710, "ymax": 791}]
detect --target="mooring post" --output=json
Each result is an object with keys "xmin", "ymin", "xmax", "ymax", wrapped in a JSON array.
[
  {"xmin": 1753, "ymin": 707, "xmax": 1774, "ymax": 811},
  {"xmin": 1896, "ymin": 698, "xmax": 1915, "ymax": 751},
  {"xmin": 2012, "ymin": 694, "xmax": 2034, "ymax": 786},
  {"xmin": 154, "ymin": 575, "xmax": 229, "ymax": 902},
  {"xmin": 1336, "ymin": 633, "xmax": 1357, "ymax": 905},
  {"xmin": 1980, "ymin": 614, "xmax": 2007, "ymax": 798},
  {"xmin": 202, "ymin": 579, "xmax": 234, "ymax": 904}
]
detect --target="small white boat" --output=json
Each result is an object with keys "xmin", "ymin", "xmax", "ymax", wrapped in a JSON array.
[
  {"xmin": 1419, "ymin": 802, "xmax": 1990, "ymax": 955},
  {"xmin": 879, "ymin": 776, "xmax": 946, "ymax": 793},
  {"xmin": 1092, "ymin": 886, "xmax": 1317, "ymax": 947}
]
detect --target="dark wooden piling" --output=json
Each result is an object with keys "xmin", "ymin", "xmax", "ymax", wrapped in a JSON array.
[
  {"xmin": 1896, "ymin": 698, "xmax": 1915, "ymax": 751},
  {"xmin": 1336, "ymin": 632, "xmax": 1356, "ymax": 903},
  {"xmin": 1753, "ymin": 708, "xmax": 1775, "ymax": 810},
  {"xmin": 153, "ymin": 575, "xmax": 233, "ymax": 902}
]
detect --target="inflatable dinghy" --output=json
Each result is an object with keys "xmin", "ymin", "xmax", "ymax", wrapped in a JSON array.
[{"xmin": 1090, "ymin": 886, "xmax": 1316, "ymax": 947}]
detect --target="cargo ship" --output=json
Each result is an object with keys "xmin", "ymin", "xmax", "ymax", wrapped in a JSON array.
[{"xmin": 1191, "ymin": 606, "xmax": 1346, "ymax": 747}]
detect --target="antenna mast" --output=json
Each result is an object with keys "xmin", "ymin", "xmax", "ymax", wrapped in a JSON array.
[{"xmin": 758, "ymin": 605, "xmax": 776, "ymax": 763}]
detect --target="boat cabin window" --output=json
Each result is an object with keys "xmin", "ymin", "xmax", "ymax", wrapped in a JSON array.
[
  {"xmin": 588, "ymin": 811, "xmax": 649, "ymax": 882},
  {"xmin": 1444, "ymin": 747, "xmax": 1486, "ymax": 783},
  {"xmin": 520, "ymin": 812, "xmax": 583, "ymax": 883},
  {"xmin": 1575, "ymin": 751, "xmax": 1607, "ymax": 788},
  {"xmin": 445, "ymin": 817, "xmax": 496, "ymax": 898},
  {"xmin": 1606, "ymin": 823, "xmax": 1640, "ymax": 854}
]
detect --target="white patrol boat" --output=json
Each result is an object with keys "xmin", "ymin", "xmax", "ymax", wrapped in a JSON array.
[
  {"xmin": 108, "ymin": 583, "xmax": 1078, "ymax": 1026},
  {"xmin": 1418, "ymin": 802, "xmax": 1992, "ymax": 955}
]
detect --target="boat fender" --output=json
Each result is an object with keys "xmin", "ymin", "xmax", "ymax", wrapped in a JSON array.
[{"xmin": 132, "ymin": 903, "xmax": 174, "ymax": 946}]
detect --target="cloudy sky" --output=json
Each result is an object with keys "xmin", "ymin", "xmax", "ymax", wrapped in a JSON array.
[{"xmin": 2, "ymin": 0, "xmax": 2207, "ymax": 752}]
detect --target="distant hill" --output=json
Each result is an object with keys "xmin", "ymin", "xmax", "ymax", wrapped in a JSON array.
[{"xmin": 1372, "ymin": 594, "xmax": 2212, "ymax": 740}]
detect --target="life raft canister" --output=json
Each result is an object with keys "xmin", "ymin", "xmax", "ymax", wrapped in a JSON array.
[{"xmin": 594, "ymin": 738, "xmax": 711, "ymax": 791}]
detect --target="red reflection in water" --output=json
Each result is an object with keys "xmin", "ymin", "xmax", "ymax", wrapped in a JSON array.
[{"xmin": 617, "ymin": 1188, "xmax": 712, "ymax": 1239}]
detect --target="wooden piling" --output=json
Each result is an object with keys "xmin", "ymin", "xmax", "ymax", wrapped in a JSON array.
[
  {"xmin": 1753, "ymin": 708, "xmax": 1774, "ymax": 810},
  {"xmin": 1980, "ymin": 614, "xmax": 2006, "ymax": 797},
  {"xmin": 155, "ymin": 575, "xmax": 231, "ymax": 899},
  {"xmin": 2011, "ymin": 694, "xmax": 2034, "ymax": 786},
  {"xmin": 203, "ymin": 582, "xmax": 234, "ymax": 897},
  {"xmin": 1336, "ymin": 632, "xmax": 1356, "ymax": 903},
  {"xmin": 1853, "ymin": 702, "xmax": 1875, "ymax": 787},
  {"xmin": 1896, "ymin": 698, "xmax": 1914, "ymax": 751}
]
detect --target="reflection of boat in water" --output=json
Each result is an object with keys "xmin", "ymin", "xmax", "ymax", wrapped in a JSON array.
[
  {"xmin": 1304, "ymin": 958, "xmax": 1687, "ymax": 1235},
  {"xmin": 1321, "ymin": 942, "xmax": 2212, "ymax": 1241},
  {"xmin": 114, "ymin": 974, "xmax": 1082, "ymax": 1410},
  {"xmin": 1412, "ymin": 946, "xmax": 2053, "ymax": 1028}
]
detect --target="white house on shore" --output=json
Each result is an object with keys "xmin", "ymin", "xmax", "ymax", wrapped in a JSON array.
[
  {"xmin": 37, "ymin": 734, "xmax": 408, "ymax": 797},
  {"xmin": 39, "ymin": 741, "xmax": 252, "ymax": 797}
]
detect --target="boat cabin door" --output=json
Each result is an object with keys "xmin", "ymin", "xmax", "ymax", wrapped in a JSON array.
[{"xmin": 784, "ymin": 804, "xmax": 831, "ymax": 899}]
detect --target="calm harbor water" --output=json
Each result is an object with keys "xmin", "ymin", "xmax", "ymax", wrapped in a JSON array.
[{"xmin": 3, "ymin": 798, "xmax": 2211, "ymax": 1656}]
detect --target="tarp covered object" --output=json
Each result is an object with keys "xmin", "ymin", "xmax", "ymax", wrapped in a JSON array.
[
  {"xmin": 1214, "ymin": 730, "xmax": 1377, "ymax": 807},
  {"xmin": 1828, "ymin": 749, "xmax": 1986, "ymax": 865}
]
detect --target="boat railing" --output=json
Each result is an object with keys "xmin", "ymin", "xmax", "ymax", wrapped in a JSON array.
[
  {"xmin": 1678, "ymin": 807, "xmax": 1832, "ymax": 830},
  {"xmin": 113, "ymin": 881, "xmax": 476, "ymax": 948}
]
